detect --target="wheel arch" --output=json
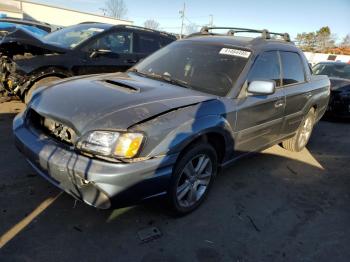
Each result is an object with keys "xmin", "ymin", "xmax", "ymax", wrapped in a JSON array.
[
  {"xmin": 178, "ymin": 131, "xmax": 229, "ymax": 165},
  {"xmin": 20, "ymin": 66, "xmax": 72, "ymax": 96}
]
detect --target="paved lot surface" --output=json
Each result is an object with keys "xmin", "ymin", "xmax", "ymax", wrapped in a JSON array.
[{"xmin": 0, "ymin": 101, "xmax": 349, "ymax": 262}]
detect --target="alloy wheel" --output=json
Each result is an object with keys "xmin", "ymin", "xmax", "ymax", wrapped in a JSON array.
[
  {"xmin": 176, "ymin": 154, "xmax": 213, "ymax": 208},
  {"xmin": 298, "ymin": 116, "xmax": 313, "ymax": 148}
]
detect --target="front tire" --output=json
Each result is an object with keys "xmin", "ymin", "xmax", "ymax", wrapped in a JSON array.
[
  {"xmin": 24, "ymin": 76, "xmax": 62, "ymax": 104},
  {"xmin": 282, "ymin": 108, "xmax": 315, "ymax": 152},
  {"xmin": 169, "ymin": 143, "xmax": 217, "ymax": 215}
]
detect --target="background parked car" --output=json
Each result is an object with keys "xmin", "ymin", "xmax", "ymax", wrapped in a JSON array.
[
  {"xmin": 313, "ymin": 62, "xmax": 350, "ymax": 118},
  {"xmin": 0, "ymin": 23, "xmax": 176, "ymax": 103}
]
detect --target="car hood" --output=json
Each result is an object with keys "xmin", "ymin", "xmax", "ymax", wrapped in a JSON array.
[
  {"xmin": 0, "ymin": 28, "xmax": 66, "ymax": 57},
  {"xmin": 329, "ymin": 77, "xmax": 350, "ymax": 91},
  {"xmin": 30, "ymin": 72, "xmax": 215, "ymax": 135}
]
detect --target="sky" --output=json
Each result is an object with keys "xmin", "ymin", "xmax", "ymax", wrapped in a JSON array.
[{"xmin": 33, "ymin": 0, "xmax": 350, "ymax": 41}]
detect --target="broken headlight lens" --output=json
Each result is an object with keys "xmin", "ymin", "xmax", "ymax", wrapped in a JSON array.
[{"xmin": 77, "ymin": 131, "xmax": 144, "ymax": 159}]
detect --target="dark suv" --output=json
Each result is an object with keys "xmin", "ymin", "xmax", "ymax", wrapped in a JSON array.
[
  {"xmin": 0, "ymin": 23, "xmax": 176, "ymax": 102},
  {"xmin": 13, "ymin": 27, "xmax": 330, "ymax": 214}
]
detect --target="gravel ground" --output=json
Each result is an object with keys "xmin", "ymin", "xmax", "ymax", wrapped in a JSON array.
[{"xmin": 0, "ymin": 101, "xmax": 349, "ymax": 262}]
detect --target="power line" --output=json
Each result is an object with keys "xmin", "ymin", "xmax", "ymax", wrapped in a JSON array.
[
  {"xmin": 184, "ymin": 16, "xmax": 193, "ymax": 25},
  {"xmin": 160, "ymin": 26, "xmax": 182, "ymax": 29},
  {"xmin": 132, "ymin": 16, "xmax": 180, "ymax": 20}
]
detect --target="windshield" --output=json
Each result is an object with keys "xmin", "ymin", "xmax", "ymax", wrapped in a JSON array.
[
  {"xmin": 313, "ymin": 63, "xmax": 350, "ymax": 80},
  {"xmin": 133, "ymin": 41, "xmax": 250, "ymax": 96},
  {"xmin": 43, "ymin": 24, "xmax": 108, "ymax": 49}
]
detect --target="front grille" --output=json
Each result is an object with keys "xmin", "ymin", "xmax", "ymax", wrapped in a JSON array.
[{"xmin": 27, "ymin": 109, "xmax": 76, "ymax": 145}]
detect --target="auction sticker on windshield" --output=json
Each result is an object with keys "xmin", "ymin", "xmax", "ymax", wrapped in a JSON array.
[
  {"xmin": 219, "ymin": 48, "xmax": 251, "ymax": 58},
  {"xmin": 87, "ymin": 28, "xmax": 105, "ymax": 32}
]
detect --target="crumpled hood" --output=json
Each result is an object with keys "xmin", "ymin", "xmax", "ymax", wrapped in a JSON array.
[
  {"xmin": 0, "ymin": 28, "xmax": 66, "ymax": 56},
  {"xmin": 30, "ymin": 72, "xmax": 215, "ymax": 135},
  {"xmin": 329, "ymin": 77, "xmax": 350, "ymax": 91}
]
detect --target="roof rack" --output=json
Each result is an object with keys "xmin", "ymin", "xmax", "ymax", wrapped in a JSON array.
[{"xmin": 198, "ymin": 26, "xmax": 291, "ymax": 42}]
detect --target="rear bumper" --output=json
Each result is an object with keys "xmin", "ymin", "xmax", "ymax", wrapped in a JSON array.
[{"xmin": 13, "ymin": 113, "xmax": 177, "ymax": 209}]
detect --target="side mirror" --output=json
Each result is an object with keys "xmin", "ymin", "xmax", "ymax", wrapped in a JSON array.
[
  {"xmin": 247, "ymin": 80, "xmax": 275, "ymax": 95},
  {"xmin": 90, "ymin": 49, "xmax": 112, "ymax": 58}
]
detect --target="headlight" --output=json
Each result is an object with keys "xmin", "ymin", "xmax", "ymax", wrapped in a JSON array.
[{"xmin": 77, "ymin": 131, "xmax": 144, "ymax": 159}]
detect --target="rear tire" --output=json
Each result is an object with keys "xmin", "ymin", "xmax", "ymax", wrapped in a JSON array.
[
  {"xmin": 282, "ymin": 108, "xmax": 315, "ymax": 152},
  {"xmin": 168, "ymin": 143, "xmax": 217, "ymax": 215},
  {"xmin": 24, "ymin": 76, "xmax": 62, "ymax": 104}
]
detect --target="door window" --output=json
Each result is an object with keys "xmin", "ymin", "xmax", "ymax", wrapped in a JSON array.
[
  {"xmin": 84, "ymin": 31, "xmax": 133, "ymax": 54},
  {"xmin": 247, "ymin": 51, "xmax": 281, "ymax": 87},
  {"xmin": 280, "ymin": 52, "xmax": 305, "ymax": 85},
  {"xmin": 136, "ymin": 33, "xmax": 161, "ymax": 53}
]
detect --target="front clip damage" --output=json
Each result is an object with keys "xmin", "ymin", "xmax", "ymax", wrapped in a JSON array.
[{"xmin": 0, "ymin": 35, "xmax": 66, "ymax": 97}]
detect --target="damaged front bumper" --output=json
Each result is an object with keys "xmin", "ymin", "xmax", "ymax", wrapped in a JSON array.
[
  {"xmin": 13, "ymin": 112, "xmax": 177, "ymax": 209},
  {"xmin": 0, "ymin": 57, "xmax": 28, "ymax": 96}
]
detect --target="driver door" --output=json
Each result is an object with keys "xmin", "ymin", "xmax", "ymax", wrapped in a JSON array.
[
  {"xmin": 234, "ymin": 51, "xmax": 286, "ymax": 152},
  {"xmin": 75, "ymin": 30, "xmax": 139, "ymax": 75}
]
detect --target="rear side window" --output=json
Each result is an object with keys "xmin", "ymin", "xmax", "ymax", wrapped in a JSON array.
[
  {"xmin": 280, "ymin": 52, "xmax": 305, "ymax": 85},
  {"xmin": 136, "ymin": 33, "xmax": 161, "ymax": 53},
  {"xmin": 247, "ymin": 51, "xmax": 281, "ymax": 87}
]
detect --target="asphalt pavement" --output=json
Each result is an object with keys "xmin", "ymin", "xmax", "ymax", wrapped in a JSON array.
[{"xmin": 0, "ymin": 101, "xmax": 349, "ymax": 262}]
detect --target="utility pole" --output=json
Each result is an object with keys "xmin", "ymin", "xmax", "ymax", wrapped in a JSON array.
[
  {"xmin": 209, "ymin": 14, "xmax": 213, "ymax": 27},
  {"xmin": 179, "ymin": 3, "xmax": 186, "ymax": 39}
]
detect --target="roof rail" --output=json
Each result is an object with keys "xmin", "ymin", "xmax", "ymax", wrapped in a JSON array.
[
  {"xmin": 79, "ymin": 21, "xmax": 105, "ymax": 24},
  {"xmin": 123, "ymin": 25, "xmax": 177, "ymax": 38},
  {"xmin": 198, "ymin": 26, "xmax": 291, "ymax": 42}
]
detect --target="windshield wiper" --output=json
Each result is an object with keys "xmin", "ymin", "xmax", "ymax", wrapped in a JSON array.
[
  {"xmin": 161, "ymin": 73, "xmax": 192, "ymax": 89},
  {"xmin": 128, "ymin": 68, "xmax": 150, "ymax": 78},
  {"xmin": 130, "ymin": 69, "xmax": 191, "ymax": 89}
]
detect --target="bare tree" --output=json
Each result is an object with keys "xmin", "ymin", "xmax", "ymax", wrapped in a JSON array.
[
  {"xmin": 341, "ymin": 34, "xmax": 350, "ymax": 48},
  {"xmin": 144, "ymin": 19, "xmax": 160, "ymax": 30},
  {"xmin": 186, "ymin": 23, "xmax": 199, "ymax": 35},
  {"xmin": 104, "ymin": 0, "xmax": 127, "ymax": 19}
]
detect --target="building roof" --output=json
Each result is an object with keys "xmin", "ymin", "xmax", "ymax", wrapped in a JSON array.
[
  {"xmin": 0, "ymin": 3, "xmax": 22, "ymax": 14},
  {"xmin": 16, "ymin": 0, "xmax": 133, "ymax": 23}
]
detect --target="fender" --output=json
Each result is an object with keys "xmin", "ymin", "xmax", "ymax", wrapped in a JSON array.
[
  {"xmin": 130, "ymin": 99, "xmax": 236, "ymax": 160},
  {"xmin": 145, "ymin": 114, "xmax": 235, "ymax": 160}
]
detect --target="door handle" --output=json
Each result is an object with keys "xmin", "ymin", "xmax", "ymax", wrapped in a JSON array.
[{"xmin": 275, "ymin": 100, "xmax": 285, "ymax": 108}]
